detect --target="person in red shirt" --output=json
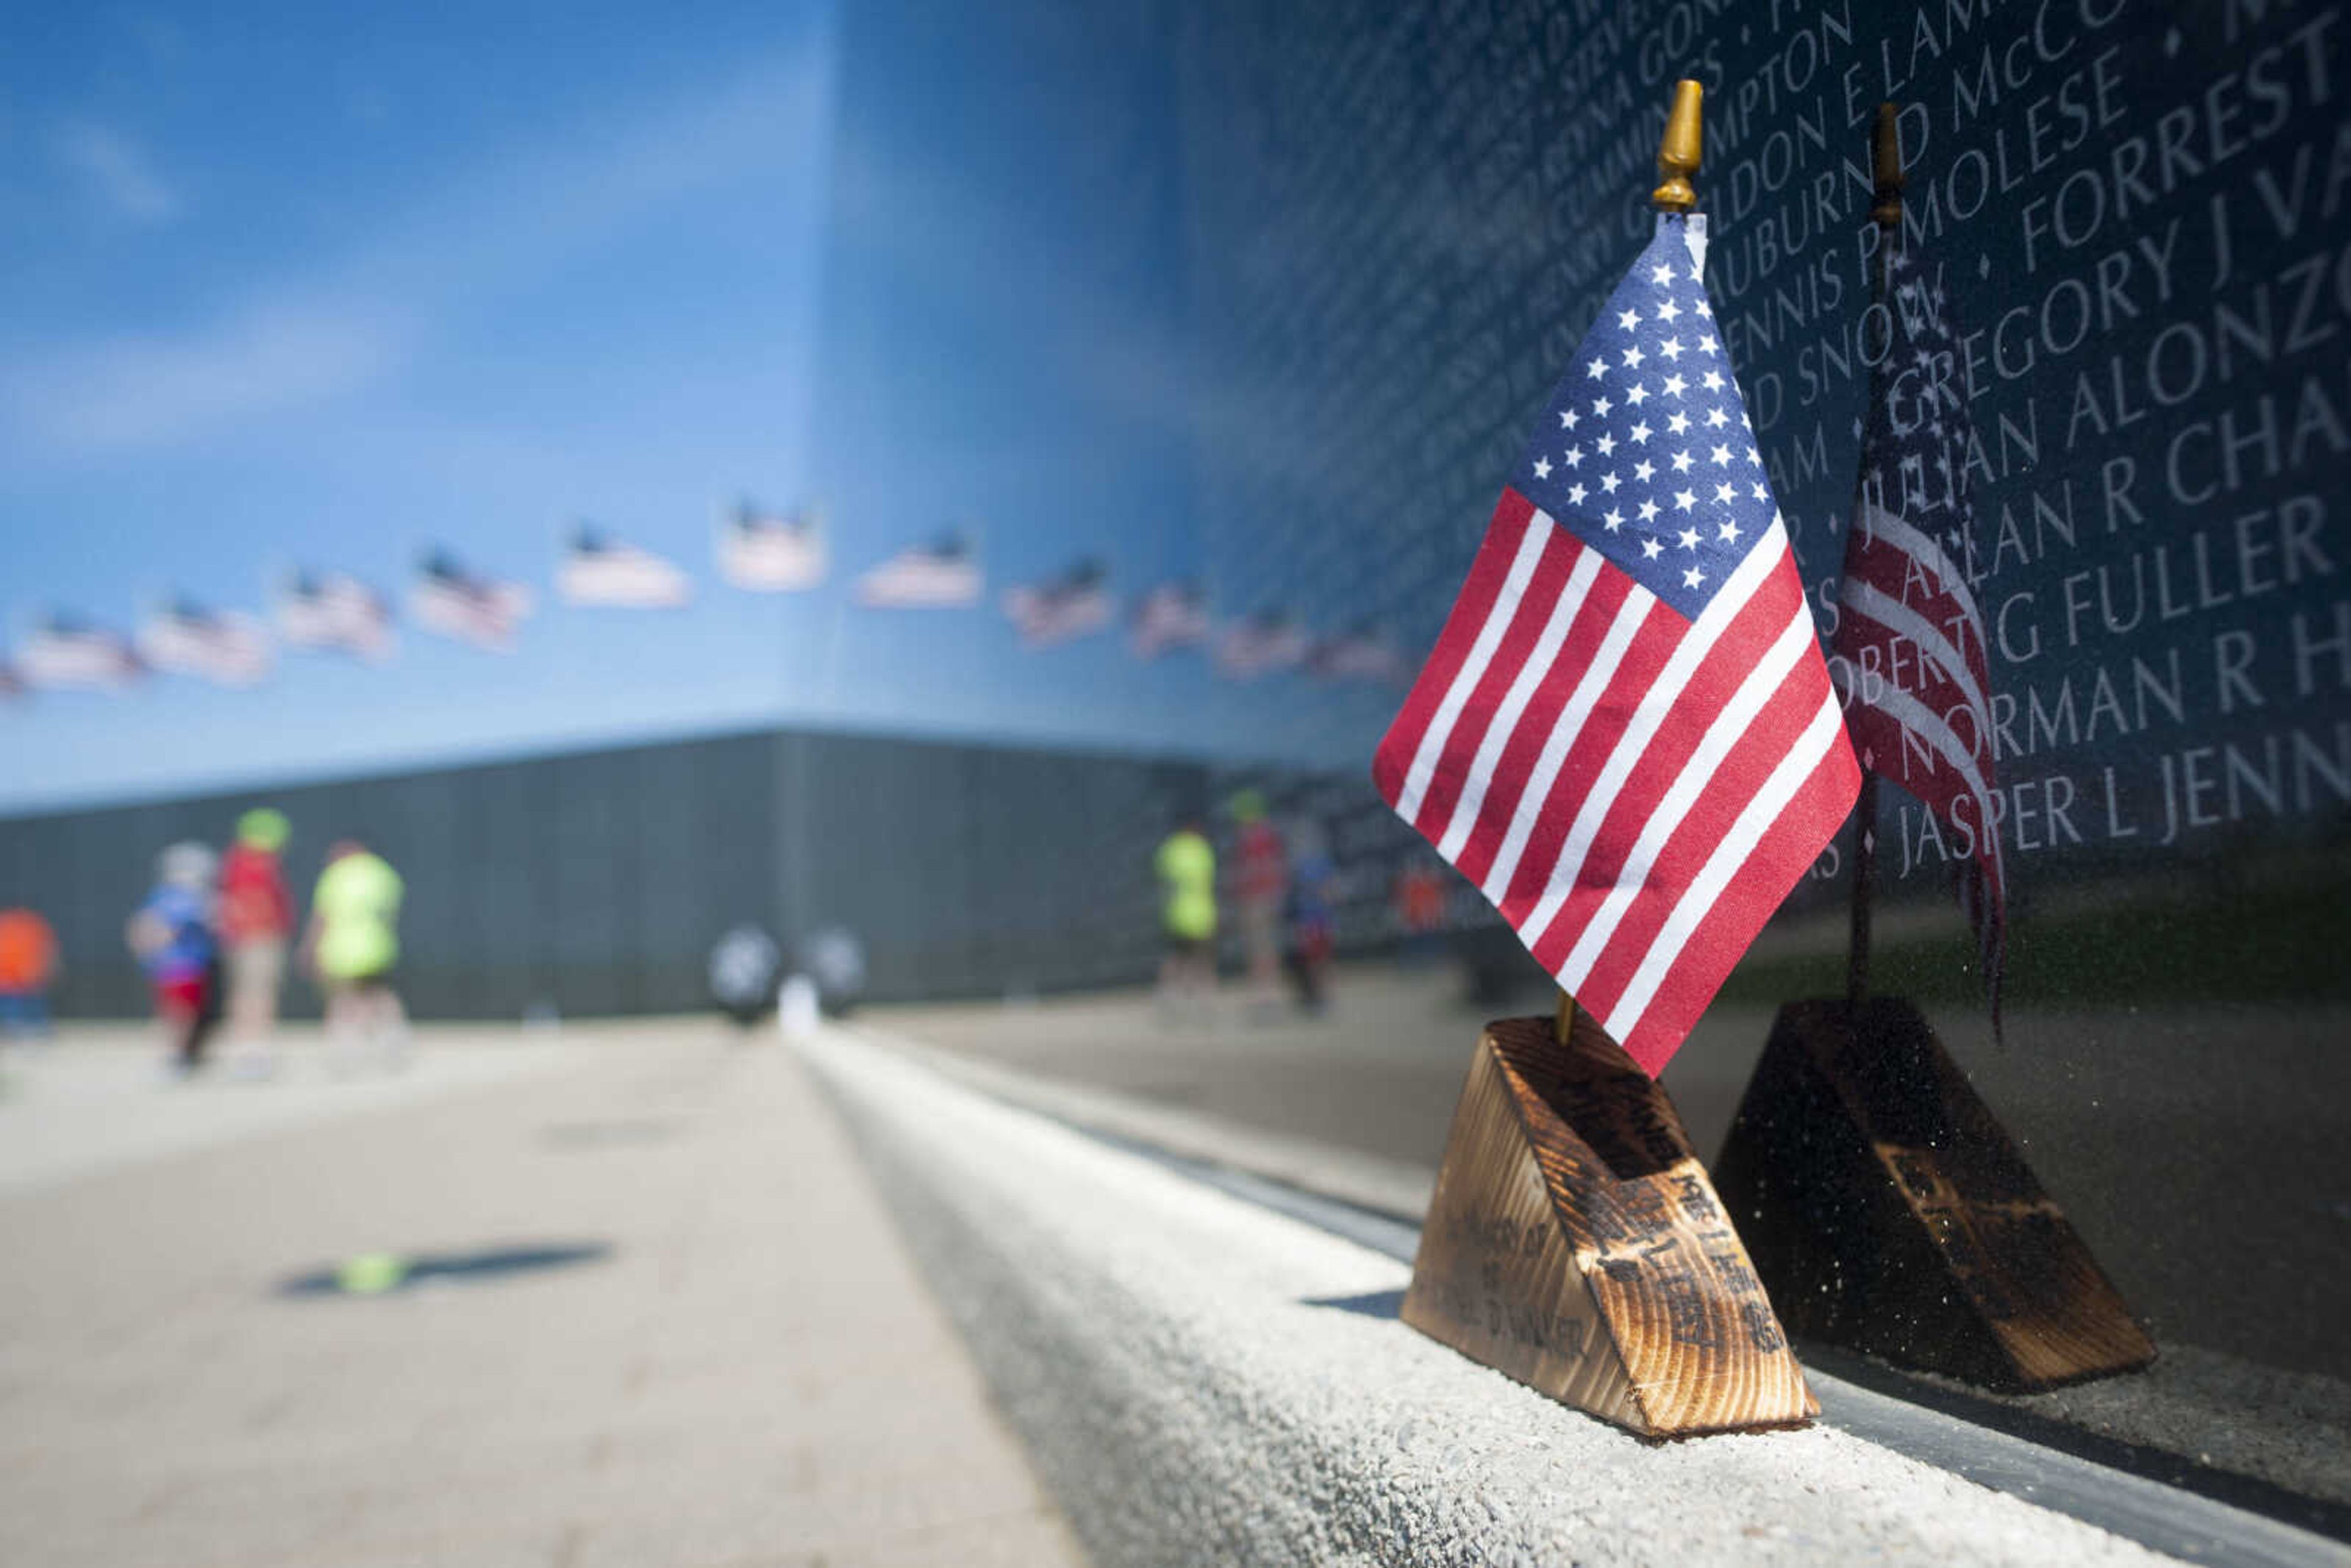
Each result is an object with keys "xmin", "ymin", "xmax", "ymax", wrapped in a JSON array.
[
  {"xmin": 218, "ymin": 808, "xmax": 296, "ymax": 1067},
  {"xmin": 0, "ymin": 906, "xmax": 58, "ymax": 1040},
  {"xmin": 1228, "ymin": 790, "xmax": 1288, "ymax": 1013}
]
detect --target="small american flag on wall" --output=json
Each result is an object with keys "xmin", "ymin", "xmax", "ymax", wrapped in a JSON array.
[
  {"xmin": 280, "ymin": 571, "xmax": 396, "ymax": 662},
  {"xmin": 1374, "ymin": 213, "xmax": 1859, "ymax": 1076},
  {"xmin": 412, "ymin": 551, "xmax": 535, "ymax": 651}
]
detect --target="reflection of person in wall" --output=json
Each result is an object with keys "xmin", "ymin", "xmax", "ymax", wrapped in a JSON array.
[
  {"xmin": 1392, "ymin": 857, "xmax": 1447, "ymax": 967},
  {"xmin": 127, "ymin": 842, "xmax": 220, "ymax": 1076},
  {"xmin": 302, "ymin": 839, "xmax": 408, "ymax": 1070},
  {"xmin": 0, "ymin": 905, "xmax": 59, "ymax": 1041},
  {"xmin": 218, "ymin": 808, "xmax": 296, "ymax": 1073},
  {"xmin": 1283, "ymin": 822, "xmax": 1337, "ymax": 1013},
  {"xmin": 1228, "ymin": 790, "xmax": 1288, "ymax": 1016},
  {"xmin": 1153, "ymin": 815, "xmax": 1218, "ymax": 1023}
]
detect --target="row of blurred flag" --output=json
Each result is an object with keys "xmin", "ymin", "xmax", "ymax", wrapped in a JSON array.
[{"xmin": 1, "ymin": 506, "xmax": 1407, "ymax": 696}]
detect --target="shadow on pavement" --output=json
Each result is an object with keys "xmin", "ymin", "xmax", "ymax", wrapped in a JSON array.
[
  {"xmin": 278, "ymin": 1240, "xmax": 614, "ymax": 1298},
  {"xmin": 1302, "ymin": 1288, "xmax": 1405, "ymax": 1320}
]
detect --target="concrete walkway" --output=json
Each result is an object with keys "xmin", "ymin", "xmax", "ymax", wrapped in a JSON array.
[{"xmin": 0, "ymin": 1024, "xmax": 1085, "ymax": 1568}]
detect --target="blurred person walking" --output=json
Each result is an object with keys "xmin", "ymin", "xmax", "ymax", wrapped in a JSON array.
[
  {"xmin": 303, "ymin": 840, "xmax": 408, "ymax": 1070},
  {"xmin": 1153, "ymin": 815, "xmax": 1217, "ymax": 1022},
  {"xmin": 1392, "ymin": 857, "xmax": 1448, "ymax": 966},
  {"xmin": 0, "ymin": 904, "xmax": 59, "ymax": 1040},
  {"xmin": 219, "ymin": 808, "xmax": 296, "ymax": 1073},
  {"xmin": 1283, "ymin": 822, "xmax": 1337, "ymax": 1014},
  {"xmin": 127, "ymin": 843, "xmax": 220, "ymax": 1075},
  {"xmin": 1229, "ymin": 791, "xmax": 1288, "ymax": 1016}
]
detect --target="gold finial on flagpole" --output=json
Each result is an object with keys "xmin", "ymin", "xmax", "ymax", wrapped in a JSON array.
[
  {"xmin": 1652, "ymin": 80, "xmax": 1704, "ymax": 212},
  {"xmin": 1870, "ymin": 102, "xmax": 1905, "ymax": 230}
]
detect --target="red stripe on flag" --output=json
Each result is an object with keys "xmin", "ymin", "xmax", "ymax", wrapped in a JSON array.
[
  {"xmin": 1465, "ymin": 584, "xmax": 1676, "ymax": 906},
  {"xmin": 1445, "ymin": 561, "xmax": 1638, "ymax": 888},
  {"xmin": 1491, "ymin": 553, "xmax": 1806, "ymax": 930},
  {"xmin": 1406, "ymin": 519, "xmax": 1584, "ymax": 841},
  {"xmin": 1550, "ymin": 667, "xmax": 1830, "ymax": 1016},
  {"xmin": 1372, "ymin": 489, "xmax": 1542, "ymax": 808},
  {"xmin": 1612, "ymin": 737, "xmax": 1860, "ymax": 1073}
]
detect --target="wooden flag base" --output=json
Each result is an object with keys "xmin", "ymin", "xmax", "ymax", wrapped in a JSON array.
[
  {"xmin": 1403, "ymin": 1009, "xmax": 1817, "ymax": 1437},
  {"xmin": 1712, "ymin": 999, "xmax": 2155, "ymax": 1392}
]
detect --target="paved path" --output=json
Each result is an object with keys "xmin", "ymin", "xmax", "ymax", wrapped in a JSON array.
[{"xmin": 0, "ymin": 1024, "xmax": 1085, "ymax": 1568}]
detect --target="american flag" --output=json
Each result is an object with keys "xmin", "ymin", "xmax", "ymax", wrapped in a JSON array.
[
  {"xmin": 1307, "ymin": 624, "xmax": 1409, "ymax": 686},
  {"xmin": 1831, "ymin": 237, "xmax": 2005, "ymax": 1016},
  {"xmin": 138, "ymin": 598, "xmax": 274, "ymax": 686},
  {"xmin": 279, "ymin": 571, "xmax": 396, "ymax": 662},
  {"xmin": 16, "ymin": 615, "xmax": 144, "ymax": 691},
  {"xmin": 1128, "ymin": 581, "xmax": 1210, "ymax": 659},
  {"xmin": 412, "ymin": 551, "xmax": 535, "ymax": 651},
  {"xmin": 857, "ymin": 533, "xmax": 983, "ymax": 608},
  {"xmin": 1214, "ymin": 610, "xmax": 1308, "ymax": 680},
  {"xmin": 557, "ymin": 527, "xmax": 692, "ymax": 608},
  {"xmin": 1003, "ymin": 559, "xmax": 1114, "ymax": 647},
  {"xmin": 718, "ymin": 503, "xmax": 827, "ymax": 592},
  {"xmin": 1374, "ymin": 214, "xmax": 1860, "ymax": 1076}
]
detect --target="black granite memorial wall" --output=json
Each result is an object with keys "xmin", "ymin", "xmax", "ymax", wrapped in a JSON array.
[
  {"xmin": 0, "ymin": 727, "xmax": 1206, "ymax": 1022},
  {"xmin": 1168, "ymin": 0, "xmax": 2351, "ymax": 1395}
]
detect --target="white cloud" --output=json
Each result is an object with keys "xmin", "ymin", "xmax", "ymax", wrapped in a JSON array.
[
  {"xmin": 7, "ymin": 39, "xmax": 834, "ymax": 464},
  {"xmin": 4, "ymin": 302, "xmax": 406, "ymax": 456},
  {"xmin": 54, "ymin": 119, "xmax": 181, "ymax": 223}
]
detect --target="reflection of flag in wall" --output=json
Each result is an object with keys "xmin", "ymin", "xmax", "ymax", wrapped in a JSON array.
[
  {"xmin": 138, "ymin": 599, "xmax": 274, "ymax": 686},
  {"xmin": 557, "ymin": 527, "xmax": 692, "ymax": 608},
  {"xmin": 1214, "ymin": 611, "xmax": 1308, "ymax": 680},
  {"xmin": 1003, "ymin": 559, "xmax": 1113, "ymax": 647},
  {"xmin": 718, "ymin": 503, "xmax": 826, "ymax": 592},
  {"xmin": 1373, "ymin": 213, "xmax": 1860, "ymax": 1076},
  {"xmin": 1831, "ymin": 235, "xmax": 2006, "ymax": 1016},
  {"xmin": 280, "ymin": 571, "xmax": 396, "ymax": 662},
  {"xmin": 412, "ymin": 552, "xmax": 535, "ymax": 651},
  {"xmin": 1128, "ymin": 580, "xmax": 1210, "ymax": 659},
  {"xmin": 856, "ymin": 534, "xmax": 982, "ymax": 608},
  {"xmin": 1307, "ymin": 625, "xmax": 1409, "ymax": 686},
  {"xmin": 17, "ymin": 615, "xmax": 144, "ymax": 691}
]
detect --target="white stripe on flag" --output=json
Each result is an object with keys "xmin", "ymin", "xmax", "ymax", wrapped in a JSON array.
[
  {"xmin": 1514, "ymin": 531, "xmax": 1787, "ymax": 939},
  {"xmin": 1603, "ymin": 693, "xmax": 1849, "ymax": 1039},
  {"xmin": 1477, "ymin": 587, "xmax": 1653, "ymax": 902},
  {"xmin": 1850, "ymin": 501, "xmax": 1984, "ymax": 636},
  {"xmin": 1839, "ymin": 575, "xmax": 1990, "ymax": 730},
  {"xmin": 1437, "ymin": 549, "xmax": 1602, "ymax": 858},
  {"xmin": 1830, "ymin": 667, "xmax": 2006, "ymax": 887},
  {"xmin": 1395, "ymin": 508, "xmax": 1553, "ymax": 822},
  {"xmin": 1559, "ymin": 607, "xmax": 1820, "ymax": 985}
]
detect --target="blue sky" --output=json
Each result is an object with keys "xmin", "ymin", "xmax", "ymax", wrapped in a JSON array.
[{"xmin": 0, "ymin": 2, "xmax": 1390, "ymax": 815}]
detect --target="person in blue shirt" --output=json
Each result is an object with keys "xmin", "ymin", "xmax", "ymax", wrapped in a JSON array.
[{"xmin": 126, "ymin": 842, "xmax": 220, "ymax": 1075}]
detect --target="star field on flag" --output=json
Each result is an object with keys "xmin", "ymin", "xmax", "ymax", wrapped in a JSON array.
[{"xmin": 1374, "ymin": 213, "xmax": 1861, "ymax": 1076}]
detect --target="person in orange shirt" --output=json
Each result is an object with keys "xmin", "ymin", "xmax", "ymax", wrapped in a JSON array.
[{"xmin": 0, "ymin": 906, "xmax": 59, "ymax": 1040}]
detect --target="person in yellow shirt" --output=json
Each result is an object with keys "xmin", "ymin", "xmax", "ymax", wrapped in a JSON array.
[
  {"xmin": 301, "ymin": 839, "xmax": 408, "ymax": 1068},
  {"xmin": 1154, "ymin": 816, "xmax": 1217, "ymax": 1022}
]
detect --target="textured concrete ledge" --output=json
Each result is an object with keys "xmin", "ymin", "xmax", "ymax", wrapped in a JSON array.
[{"xmin": 801, "ymin": 1027, "xmax": 2180, "ymax": 1568}]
